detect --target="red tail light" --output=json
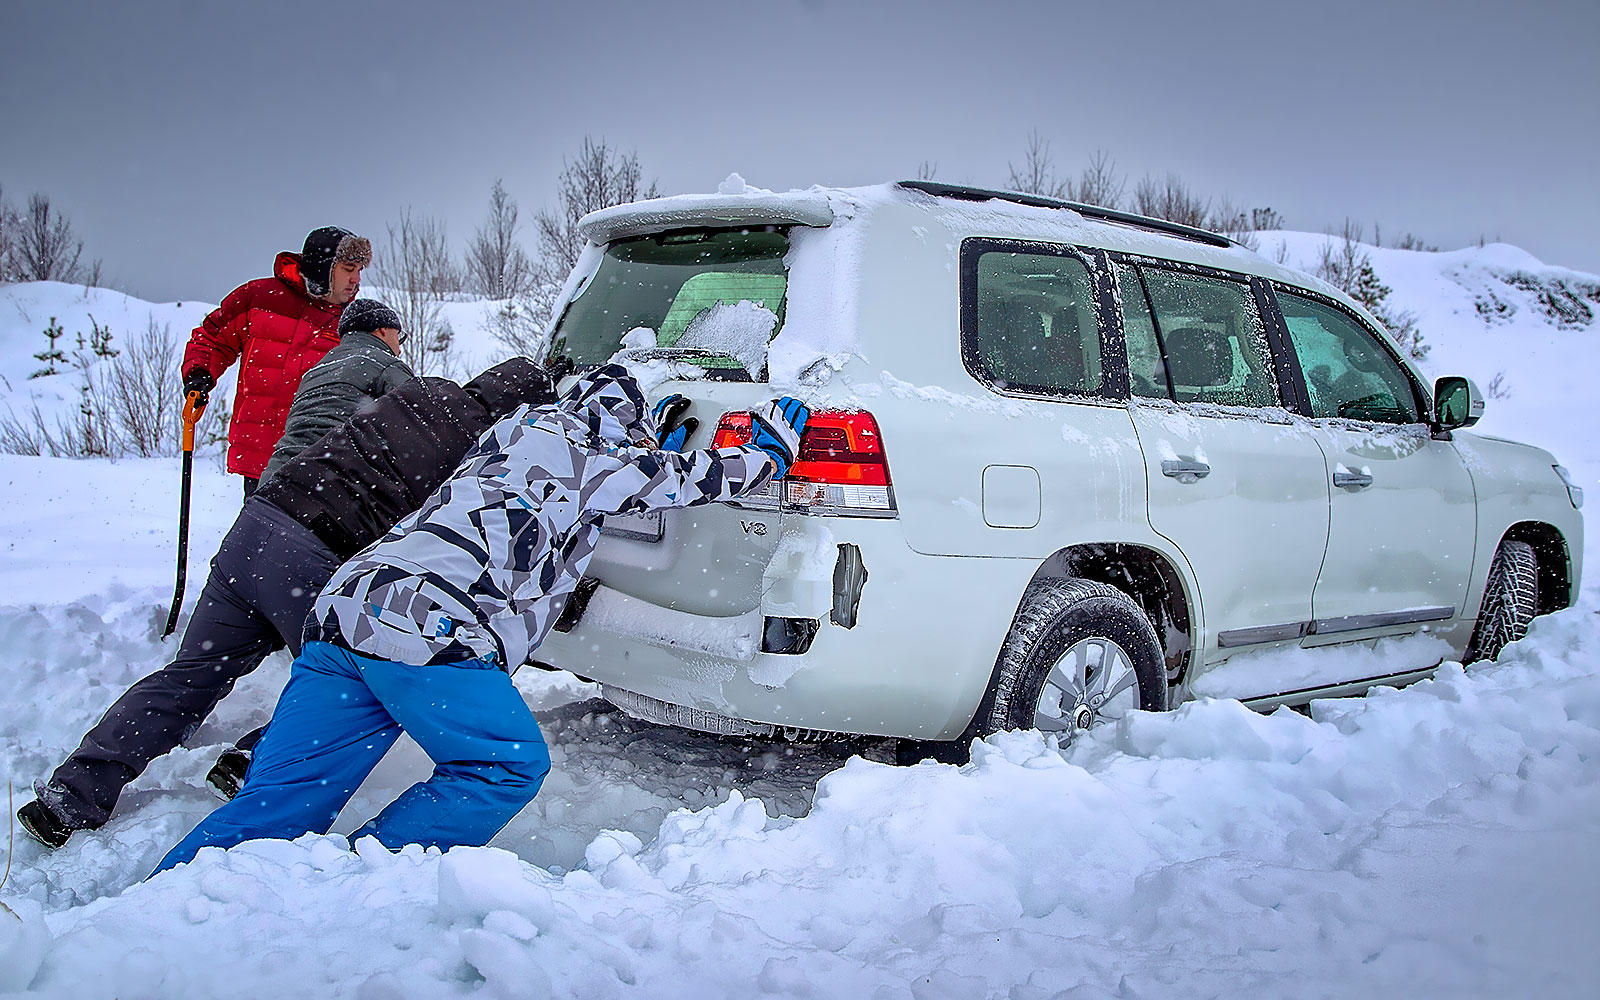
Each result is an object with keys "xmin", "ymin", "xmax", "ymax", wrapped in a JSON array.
[
  {"xmin": 790, "ymin": 411, "xmax": 890, "ymax": 488},
  {"xmin": 712, "ymin": 409, "xmax": 896, "ymax": 517}
]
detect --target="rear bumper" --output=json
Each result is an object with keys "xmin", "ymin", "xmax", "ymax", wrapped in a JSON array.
[{"xmin": 532, "ymin": 519, "xmax": 1037, "ymax": 740}]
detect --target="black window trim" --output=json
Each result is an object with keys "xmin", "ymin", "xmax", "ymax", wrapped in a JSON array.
[
  {"xmin": 959, "ymin": 237, "xmax": 1129, "ymax": 403},
  {"xmin": 1265, "ymin": 280, "xmax": 1432, "ymax": 425},
  {"xmin": 1108, "ymin": 252, "xmax": 1303, "ymax": 413}
]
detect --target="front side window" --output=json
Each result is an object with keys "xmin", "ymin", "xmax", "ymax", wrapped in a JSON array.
[
  {"xmin": 549, "ymin": 227, "xmax": 789, "ymax": 380},
  {"xmin": 1115, "ymin": 263, "xmax": 1170, "ymax": 399},
  {"xmin": 1277, "ymin": 288, "xmax": 1422, "ymax": 424},
  {"xmin": 966, "ymin": 248, "xmax": 1105, "ymax": 397},
  {"xmin": 1139, "ymin": 267, "xmax": 1280, "ymax": 408}
]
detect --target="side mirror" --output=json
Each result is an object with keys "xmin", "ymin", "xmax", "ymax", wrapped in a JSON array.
[{"xmin": 1434, "ymin": 376, "xmax": 1484, "ymax": 431}]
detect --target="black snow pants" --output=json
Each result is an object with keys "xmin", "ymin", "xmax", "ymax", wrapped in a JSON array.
[{"xmin": 36, "ymin": 497, "xmax": 340, "ymax": 829}]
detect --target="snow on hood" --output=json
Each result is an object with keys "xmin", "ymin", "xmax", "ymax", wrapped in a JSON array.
[{"xmin": 557, "ymin": 361, "xmax": 652, "ymax": 446}]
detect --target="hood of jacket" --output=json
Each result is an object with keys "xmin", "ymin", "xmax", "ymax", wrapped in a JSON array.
[
  {"xmin": 558, "ymin": 362, "xmax": 651, "ymax": 447},
  {"xmin": 272, "ymin": 250, "xmax": 317, "ymax": 302}
]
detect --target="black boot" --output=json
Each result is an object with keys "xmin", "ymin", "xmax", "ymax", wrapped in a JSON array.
[
  {"xmin": 206, "ymin": 747, "xmax": 252, "ymax": 800},
  {"xmin": 17, "ymin": 798, "xmax": 77, "ymax": 849}
]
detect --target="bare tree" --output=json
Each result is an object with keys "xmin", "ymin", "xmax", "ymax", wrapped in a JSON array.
[
  {"xmin": 374, "ymin": 210, "xmax": 461, "ymax": 375},
  {"xmin": 1206, "ymin": 195, "xmax": 1260, "ymax": 251},
  {"xmin": 11, "ymin": 193, "xmax": 98, "ymax": 284},
  {"xmin": 1316, "ymin": 220, "xmax": 1428, "ymax": 362},
  {"xmin": 494, "ymin": 136, "xmax": 660, "ymax": 357},
  {"xmin": 536, "ymin": 136, "xmax": 660, "ymax": 284},
  {"xmin": 0, "ymin": 182, "xmax": 15, "ymax": 282},
  {"xmin": 466, "ymin": 179, "xmax": 534, "ymax": 300},
  {"xmin": 108, "ymin": 318, "xmax": 182, "ymax": 455},
  {"xmin": 915, "ymin": 160, "xmax": 938, "ymax": 181},
  {"xmin": 1132, "ymin": 173, "xmax": 1210, "ymax": 228},
  {"xmin": 1006, "ymin": 130, "xmax": 1070, "ymax": 199},
  {"xmin": 1068, "ymin": 150, "xmax": 1125, "ymax": 210}
]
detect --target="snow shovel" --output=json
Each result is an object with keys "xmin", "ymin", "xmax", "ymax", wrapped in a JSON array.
[{"xmin": 162, "ymin": 389, "xmax": 208, "ymax": 638}]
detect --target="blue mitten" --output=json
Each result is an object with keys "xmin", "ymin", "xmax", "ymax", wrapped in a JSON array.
[
  {"xmin": 749, "ymin": 397, "xmax": 810, "ymax": 478},
  {"xmin": 651, "ymin": 394, "xmax": 698, "ymax": 452}
]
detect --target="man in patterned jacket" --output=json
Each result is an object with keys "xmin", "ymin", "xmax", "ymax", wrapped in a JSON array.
[{"xmin": 154, "ymin": 363, "xmax": 809, "ymax": 873}]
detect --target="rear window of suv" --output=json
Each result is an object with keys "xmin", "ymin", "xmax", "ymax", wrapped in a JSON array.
[{"xmin": 548, "ymin": 227, "xmax": 789, "ymax": 379}]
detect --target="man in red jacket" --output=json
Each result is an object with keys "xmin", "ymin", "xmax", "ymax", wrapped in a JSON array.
[{"xmin": 181, "ymin": 226, "xmax": 372, "ymax": 494}]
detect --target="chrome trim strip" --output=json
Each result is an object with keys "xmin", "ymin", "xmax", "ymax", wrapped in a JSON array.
[
  {"xmin": 1216, "ymin": 621, "xmax": 1307, "ymax": 648},
  {"xmin": 1239, "ymin": 664, "xmax": 1443, "ymax": 712},
  {"xmin": 1309, "ymin": 606, "xmax": 1454, "ymax": 635}
]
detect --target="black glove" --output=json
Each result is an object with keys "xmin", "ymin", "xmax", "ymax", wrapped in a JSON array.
[
  {"xmin": 651, "ymin": 393, "xmax": 699, "ymax": 451},
  {"xmin": 183, "ymin": 367, "xmax": 214, "ymax": 407},
  {"xmin": 545, "ymin": 353, "xmax": 576, "ymax": 384}
]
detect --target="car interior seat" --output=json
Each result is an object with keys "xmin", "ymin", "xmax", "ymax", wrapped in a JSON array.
[{"xmin": 1163, "ymin": 326, "xmax": 1234, "ymax": 402}]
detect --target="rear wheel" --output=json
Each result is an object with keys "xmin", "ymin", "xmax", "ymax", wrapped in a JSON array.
[
  {"xmin": 982, "ymin": 578, "xmax": 1168, "ymax": 737},
  {"xmin": 1468, "ymin": 539, "xmax": 1538, "ymax": 663}
]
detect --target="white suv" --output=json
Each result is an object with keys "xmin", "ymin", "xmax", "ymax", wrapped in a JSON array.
[{"xmin": 532, "ymin": 181, "xmax": 1584, "ymax": 750}]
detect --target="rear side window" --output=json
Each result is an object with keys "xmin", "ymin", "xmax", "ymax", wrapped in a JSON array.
[
  {"xmin": 549, "ymin": 228, "xmax": 789, "ymax": 379},
  {"xmin": 966, "ymin": 248, "xmax": 1106, "ymax": 397},
  {"xmin": 1277, "ymin": 288, "xmax": 1422, "ymax": 424},
  {"xmin": 1139, "ymin": 267, "xmax": 1280, "ymax": 408}
]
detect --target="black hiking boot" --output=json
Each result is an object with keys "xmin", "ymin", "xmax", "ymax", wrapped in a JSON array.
[
  {"xmin": 17, "ymin": 798, "xmax": 76, "ymax": 849},
  {"xmin": 206, "ymin": 747, "xmax": 252, "ymax": 800}
]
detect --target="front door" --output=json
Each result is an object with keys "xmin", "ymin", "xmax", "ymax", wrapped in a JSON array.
[{"xmin": 1274, "ymin": 288, "xmax": 1476, "ymax": 633}]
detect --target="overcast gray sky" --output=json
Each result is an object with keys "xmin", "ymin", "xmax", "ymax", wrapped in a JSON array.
[{"xmin": 4, "ymin": 0, "xmax": 1596, "ymax": 303}]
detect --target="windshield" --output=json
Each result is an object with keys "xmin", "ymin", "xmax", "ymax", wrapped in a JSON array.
[{"xmin": 548, "ymin": 227, "xmax": 790, "ymax": 380}]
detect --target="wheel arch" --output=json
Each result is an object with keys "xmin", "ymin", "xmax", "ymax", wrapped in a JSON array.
[
  {"xmin": 1028, "ymin": 542, "xmax": 1197, "ymax": 685},
  {"xmin": 1501, "ymin": 520, "xmax": 1573, "ymax": 615}
]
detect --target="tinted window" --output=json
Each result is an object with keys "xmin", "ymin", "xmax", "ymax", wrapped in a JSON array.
[
  {"xmin": 1277, "ymin": 289, "xmax": 1421, "ymax": 424},
  {"xmin": 1115, "ymin": 263, "xmax": 1170, "ymax": 399},
  {"xmin": 549, "ymin": 228, "xmax": 789, "ymax": 378},
  {"xmin": 1140, "ymin": 267, "xmax": 1280, "ymax": 407},
  {"xmin": 970, "ymin": 250, "xmax": 1105, "ymax": 397}
]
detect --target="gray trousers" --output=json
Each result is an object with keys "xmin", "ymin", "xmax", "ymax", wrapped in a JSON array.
[{"xmin": 38, "ymin": 498, "xmax": 339, "ymax": 828}]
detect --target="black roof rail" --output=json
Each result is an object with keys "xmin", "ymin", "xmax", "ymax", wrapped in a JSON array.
[{"xmin": 897, "ymin": 180, "xmax": 1235, "ymax": 249}]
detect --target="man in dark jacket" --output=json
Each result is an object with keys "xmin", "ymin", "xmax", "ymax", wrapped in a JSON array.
[
  {"xmin": 17, "ymin": 359, "xmax": 559, "ymax": 849},
  {"xmin": 153, "ymin": 364, "xmax": 809, "ymax": 872},
  {"xmin": 181, "ymin": 226, "xmax": 371, "ymax": 495},
  {"xmin": 260, "ymin": 298, "xmax": 414, "ymax": 483}
]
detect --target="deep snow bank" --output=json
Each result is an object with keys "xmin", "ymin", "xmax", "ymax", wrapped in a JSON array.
[{"xmin": 4, "ymin": 609, "xmax": 1598, "ymax": 998}]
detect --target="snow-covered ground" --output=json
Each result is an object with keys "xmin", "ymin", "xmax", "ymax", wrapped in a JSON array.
[{"xmin": 2, "ymin": 226, "xmax": 1598, "ymax": 998}]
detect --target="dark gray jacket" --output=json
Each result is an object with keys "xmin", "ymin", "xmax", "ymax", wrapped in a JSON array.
[{"xmin": 261, "ymin": 331, "xmax": 414, "ymax": 481}]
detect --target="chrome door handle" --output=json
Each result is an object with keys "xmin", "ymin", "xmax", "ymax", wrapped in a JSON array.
[
  {"xmin": 1333, "ymin": 471, "xmax": 1374, "ymax": 489},
  {"xmin": 1161, "ymin": 459, "xmax": 1211, "ymax": 482}
]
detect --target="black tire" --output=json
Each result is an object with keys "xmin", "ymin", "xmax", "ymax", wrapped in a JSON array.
[
  {"xmin": 1468, "ymin": 539, "xmax": 1538, "ymax": 663},
  {"xmin": 983, "ymin": 578, "xmax": 1168, "ymax": 736},
  {"xmin": 895, "ymin": 579, "xmax": 1169, "ymax": 766}
]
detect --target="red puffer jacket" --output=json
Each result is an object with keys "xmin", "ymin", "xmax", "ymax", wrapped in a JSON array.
[{"xmin": 183, "ymin": 252, "xmax": 345, "ymax": 478}]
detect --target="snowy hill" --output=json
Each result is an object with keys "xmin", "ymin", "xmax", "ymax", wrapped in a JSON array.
[{"xmin": 1, "ymin": 232, "xmax": 1598, "ymax": 998}]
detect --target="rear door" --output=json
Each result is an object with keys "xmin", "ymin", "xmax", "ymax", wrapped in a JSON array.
[
  {"xmin": 548, "ymin": 227, "xmax": 797, "ymax": 619},
  {"xmin": 1118, "ymin": 259, "xmax": 1331, "ymax": 652},
  {"xmin": 1270, "ymin": 286, "xmax": 1476, "ymax": 633}
]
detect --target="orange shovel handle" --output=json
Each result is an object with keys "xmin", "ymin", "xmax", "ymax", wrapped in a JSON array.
[{"xmin": 181, "ymin": 390, "xmax": 207, "ymax": 452}]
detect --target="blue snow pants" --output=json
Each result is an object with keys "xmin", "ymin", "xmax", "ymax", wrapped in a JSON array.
[{"xmin": 153, "ymin": 640, "xmax": 550, "ymax": 875}]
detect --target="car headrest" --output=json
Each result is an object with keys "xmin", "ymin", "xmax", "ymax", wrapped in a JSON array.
[{"xmin": 1164, "ymin": 326, "xmax": 1234, "ymax": 387}]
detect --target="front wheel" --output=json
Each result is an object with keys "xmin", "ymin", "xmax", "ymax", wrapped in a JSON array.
[
  {"xmin": 1468, "ymin": 539, "xmax": 1538, "ymax": 663},
  {"xmin": 981, "ymin": 578, "xmax": 1168, "ymax": 737}
]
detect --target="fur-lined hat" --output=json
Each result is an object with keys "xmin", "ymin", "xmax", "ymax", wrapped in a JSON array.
[{"xmin": 300, "ymin": 226, "xmax": 372, "ymax": 296}]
